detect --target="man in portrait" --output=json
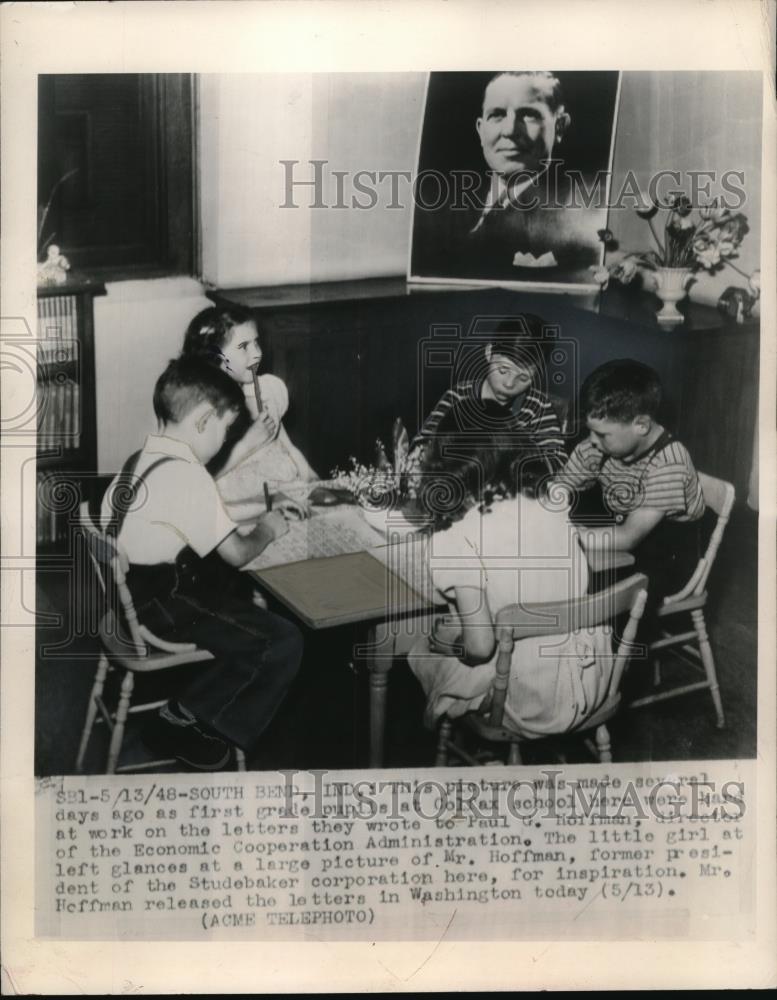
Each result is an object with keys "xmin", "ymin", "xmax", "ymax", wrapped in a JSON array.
[{"xmin": 410, "ymin": 70, "xmax": 620, "ymax": 287}]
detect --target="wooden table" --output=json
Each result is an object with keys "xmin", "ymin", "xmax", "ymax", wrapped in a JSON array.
[
  {"xmin": 250, "ymin": 534, "xmax": 635, "ymax": 767},
  {"xmin": 250, "ymin": 540, "xmax": 444, "ymax": 767}
]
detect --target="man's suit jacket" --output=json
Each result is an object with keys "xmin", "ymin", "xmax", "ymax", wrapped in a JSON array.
[{"xmin": 411, "ymin": 166, "xmax": 605, "ymax": 286}]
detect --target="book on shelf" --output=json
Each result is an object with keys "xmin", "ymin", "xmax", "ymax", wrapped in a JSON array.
[
  {"xmin": 36, "ymin": 472, "xmax": 70, "ymax": 548},
  {"xmin": 37, "ymin": 294, "xmax": 78, "ymax": 364},
  {"xmin": 37, "ymin": 379, "xmax": 81, "ymax": 455},
  {"xmin": 35, "ymin": 286, "xmax": 101, "ymax": 547}
]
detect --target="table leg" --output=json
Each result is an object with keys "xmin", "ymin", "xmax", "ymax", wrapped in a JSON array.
[{"xmin": 366, "ymin": 623, "xmax": 394, "ymax": 768}]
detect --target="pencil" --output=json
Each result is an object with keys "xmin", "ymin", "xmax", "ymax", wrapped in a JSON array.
[
  {"xmin": 264, "ymin": 482, "xmax": 272, "ymax": 511},
  {"xmin": 252, "ymin": 365, "xmax": 264, "ymax": 413}
]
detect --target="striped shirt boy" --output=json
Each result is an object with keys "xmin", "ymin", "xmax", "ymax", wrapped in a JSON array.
[
  {"xmin": 557, "ymin": 433, "xmax": 705, "ymax": 522},
  {"xmin": 413, "ymin": 381, "xmax": 567, "ymax": 471}
]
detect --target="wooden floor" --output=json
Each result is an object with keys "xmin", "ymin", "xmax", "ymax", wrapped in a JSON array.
[{"xmin": 34, "ymin": 507, "xmax": 758, "ymax": 776}]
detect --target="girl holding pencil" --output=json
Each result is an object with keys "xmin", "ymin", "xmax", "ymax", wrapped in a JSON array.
[{"xmin": 181, "ymin": 305, "xmax": 318, "ymax": 521}]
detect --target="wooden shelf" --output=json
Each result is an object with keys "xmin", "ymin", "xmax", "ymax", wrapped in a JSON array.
[
  {"xmin": 211, "ymin": 275, "xmax": 759, "ymax": 333},
  {"xmin": 208, "ymin": 276, "xmax": 410, "ymax": 311},
  {"xmin": 37, "ymin": 358, "xmax": 80, "ymax": 381},
  {"xmin": 37, "ymin": 279, "xmax": 107, "ymax": 298},
  {"xmin": 36, "ymin": 451, "xmax": 89, "ymax": 469},
  {"xmin": 36, "ymin": 284, "xmax": 106, "ymax": 550}
]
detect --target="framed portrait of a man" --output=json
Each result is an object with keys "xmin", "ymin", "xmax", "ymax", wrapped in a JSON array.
[{"xmin": 409, "ymin": 70, "xmax": 621, "ymax": 290}]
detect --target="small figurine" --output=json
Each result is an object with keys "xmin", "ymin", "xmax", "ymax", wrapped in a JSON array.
[
  {"xmin": 37, "ymin": 244, "xmax": 70, "ymax": 287},
  {"xmin": 717, "ymin": 286, "xmax": 756, "ymax": 325}
]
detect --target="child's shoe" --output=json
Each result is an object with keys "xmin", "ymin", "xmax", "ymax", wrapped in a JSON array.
[{"xmin": 144, "ymin": 701, "xmax": 232, "ymax": 771}]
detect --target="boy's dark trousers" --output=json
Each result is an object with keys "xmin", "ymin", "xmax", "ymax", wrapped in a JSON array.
[
  {"xmin": 570, "ymin": 483, "xmax": 709, "ymax": 613},
  {"xmin": 126, "ymin": 558, "xmax": 303, "ymax": 752}
]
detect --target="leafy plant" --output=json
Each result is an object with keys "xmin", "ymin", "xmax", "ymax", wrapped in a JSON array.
[
  {"xmin": 330, "ymin": 418, "xmax": 418, "ymax": 508},
  {"xmin": 592, "ymin": 191, "xmax": 754, "ymax": 289}
]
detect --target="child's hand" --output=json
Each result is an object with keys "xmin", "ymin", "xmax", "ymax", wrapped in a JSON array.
[
  {"xmin": 259, "ymin": 510, "xmax": 289, "ymax": 541},
  {"xmin": 251, "ymin": 588, "xmax": 269, "ymax": 610},
  {"xmin": 243, "ymin": 413, "xmax": 278, "ymax": 451},
  {"xmin": 428, "ymin": 618, "xmax": 463, "ymax": 656},
  {"xmin": 272, "ymin": 492, "xmax": 310, "ymax": 520},
  {"xmin": 258, "ymin": 410, "xmax": 278, "ymax": 441}
]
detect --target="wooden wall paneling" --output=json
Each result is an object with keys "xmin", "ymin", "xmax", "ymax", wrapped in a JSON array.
[
  {"xmin": 258, "ymin": 309, "xmax": 312, "ymax": 459},
  {"xmin": 673, "ymin": 326, "xmax": 759, "ymax": 496},
  {"xmin": 212, "ymin": 282, "xmax": 758, "ymax": 500},
  {"xmin": 312, "ymin": 311, "xmax": 363, "ymax": 476},
  {"xmin": 355, "ymin": 299, "xmax": 413, "ymax": 461}
]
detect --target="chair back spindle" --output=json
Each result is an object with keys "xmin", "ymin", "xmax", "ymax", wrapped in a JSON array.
[
  {"xmin": 489, "ymin": 628, "xmax": 515, "ymax": 727},
  {"xmin": 665, "ymin": 472, "xmax": 735, "ymax": 604},
  {"xmin": 75, "ymin": 502, "xmax": 237, "ymax": 773},
  {"xmin": 488, "ymin": 574, "xmax": 649, "ymax": 729},
  {"xmin": 629, "ymin": 471, "xmax": 734, "ymax": 730},
  {"xmin": 607, "ymin": 586, "xmax": 648, "ymax": 698},
  {"xmin": 78, "ymin": 501, "xmax": 147, "ymax": 657}
]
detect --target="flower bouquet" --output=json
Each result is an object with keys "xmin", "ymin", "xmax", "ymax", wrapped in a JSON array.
[
  {"xmin": 330, "ymin": 418, "xmax": 418, "ymax": 511},
  {"xmin": 592, "ymin": 191, "xmax": 758, "ymax": 324}
]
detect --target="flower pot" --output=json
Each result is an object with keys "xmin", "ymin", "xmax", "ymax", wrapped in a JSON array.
[{"xmin": 654, "ymin": 267, "xmax": 693, "ymax": 327}]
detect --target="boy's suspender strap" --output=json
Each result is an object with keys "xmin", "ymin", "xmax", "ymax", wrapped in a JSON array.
[
  {"xmin": 106, "ymin": 452, "xmax": 178, "ymax": 538},
  {"xmin": 640, "ymin": 429, "xmax": 674, "ymax": 464},
  {"xmin": 628, "ymin": 429, "xmax": 676, "ymax": 507}
]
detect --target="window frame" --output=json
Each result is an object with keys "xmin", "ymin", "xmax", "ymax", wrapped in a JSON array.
[{"xmin": 37, "ymin": 73, "xmax": 198, "ymax": 280}]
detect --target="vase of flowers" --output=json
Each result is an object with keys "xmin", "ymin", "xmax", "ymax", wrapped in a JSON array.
[
  {"xmin": 653, "ymin": 266, "xmax": 693, "ymax": 326},
  {"xmin": 592, "ymin": 191, "xmax": 756, "ymax": 327}
]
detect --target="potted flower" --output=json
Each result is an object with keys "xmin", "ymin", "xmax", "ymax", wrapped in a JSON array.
[{"xmin": 592, "ymin": 192, "xmax": 755, "ymax": 326}]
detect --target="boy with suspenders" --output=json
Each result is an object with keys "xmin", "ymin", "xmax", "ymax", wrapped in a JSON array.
[
  {"xmin": 102, "ymin": 357, "xmax": 304, "ymax": 770},
  {"xmin": 556, "ymin": 359, "xmax": 707, "ymax": 602}
]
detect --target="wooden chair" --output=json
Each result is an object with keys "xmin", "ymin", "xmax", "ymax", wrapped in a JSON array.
[
  {"xmin": 629, "ymin": 472, "xmax": 733, "ymax": 729},
  {"xmin": 75, "ymin": 503, "xmax": 246, "ymax": 774},
  {"xmin": 435, "ymin": 574, "xmax": 648, "ymax": 766}
]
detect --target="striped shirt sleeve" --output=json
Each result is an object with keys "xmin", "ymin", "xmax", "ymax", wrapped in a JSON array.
[
  {"xmin": 641, "ymin": 442, "xmax": 705, "ymax": 521},
  {"xmin": 412, "ymin": 382, "xmax": 472, "ymax": 447},
  {"xmin": 414, "ymin": 384, "xmax": 568, "ymax": 473},
  {"xmin": 555, "ymin": 440, "xmax": 602, "ymax": 492},
  {"xmin": 516, "ymin": 390, "xmax": 567, "ymax": 471}
]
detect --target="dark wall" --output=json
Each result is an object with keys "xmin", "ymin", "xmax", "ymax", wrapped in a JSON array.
[{"xmin": 214, "ymin": 285, "xmax": 757, "ymax": 497}]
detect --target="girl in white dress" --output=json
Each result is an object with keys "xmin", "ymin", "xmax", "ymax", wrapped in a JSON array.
[
  {"xmin": 181, "ymin": 305, "xmax": 318, "ymax": 522},
  {"xmin": 408, "ymin": 410, "xmax": 605, "ymax": 737}
]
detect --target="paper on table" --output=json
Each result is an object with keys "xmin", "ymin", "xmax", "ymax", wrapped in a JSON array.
[
  {"xmin": 368, "ymin": 531, "xmax": 440, "ymax": 606},
  {"xmin": 244, "ymin": 504, "xmax": 386, "ymax": 571}
]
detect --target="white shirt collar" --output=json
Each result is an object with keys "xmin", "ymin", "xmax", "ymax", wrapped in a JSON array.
[
  {"xmin": 143, "ymin": 433, "xmax": 200, "ymax": 463},
  {"xmin": 471, "ymin": 170, "xmax": 547, "ymax": 234},
  {"xmin": 486, "ymin": 171, "xmax": 543, "ymax": 209}
]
